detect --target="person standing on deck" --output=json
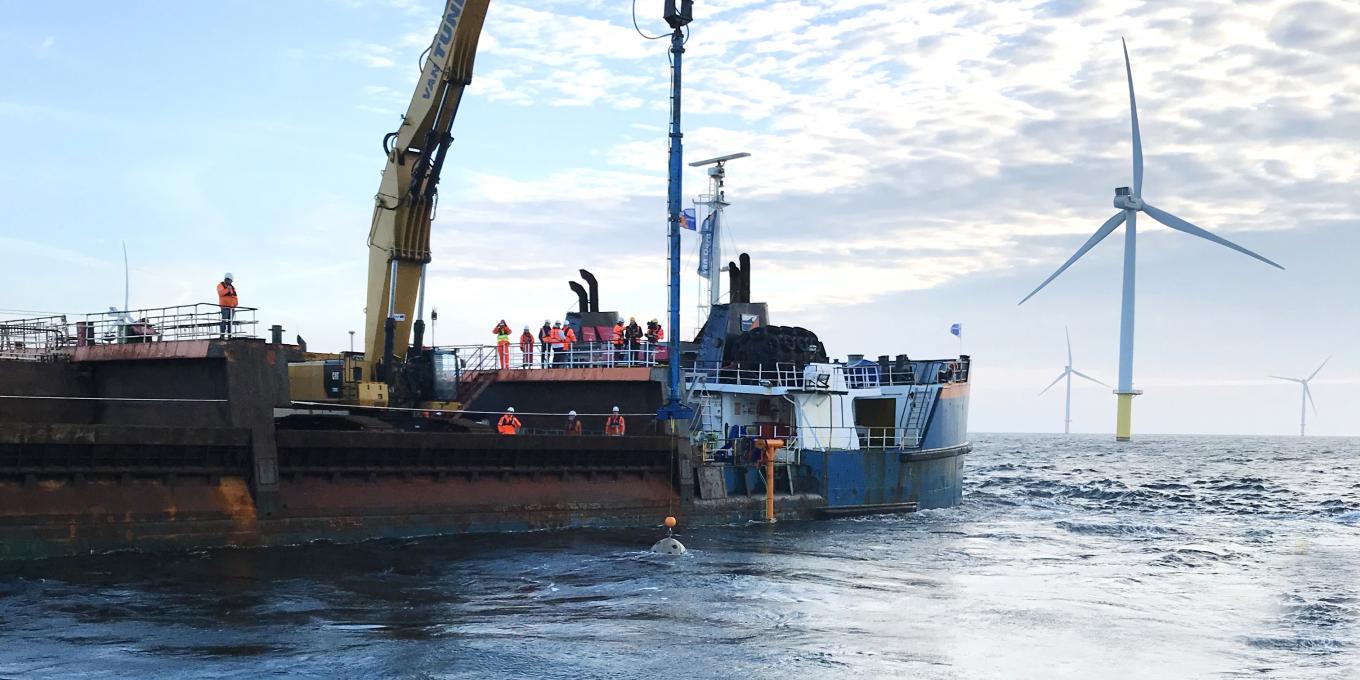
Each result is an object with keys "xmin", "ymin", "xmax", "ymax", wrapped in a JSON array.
[
  {"xmin": 611, "ymin": 319, "xmax": 625, "ymax": 365},
  {"xmin": 548, "ymin": 322, "xmax": 565, "ymax": 367},
  {"xmin": 605, "ymin": 406, "xmax": 626, "ymax": 436},
  {"xmin": 645, "ymin": 319, "xmax": 664, "ymax": 362},
  {"xmin": 492, "ymin": 319, "xmax": 512, "ymax": 369},
  {"xmin": 624, "ymin": 317, "xmax": 644, "ymax": 365},
  {"xmin": 561, "ymin": 323, "xmax": 577, "ymax": 367},
  {"xmin": 217, "ymin": 273, "xmax": 238, "ymax": 338},
  {"xmin": 564, "ymin": 410, "xmax": 582, "ymax": 435},
  {"xmin": 497, "ymin": 407, "xmax": 521, "ymax": 435},
  {"xmin": 519, "ymin": 326, "xmax": 535, "ymax": 368},
  {"xmin": 538, "ymin": 320, "xmax": 553, "ymax": 365}
]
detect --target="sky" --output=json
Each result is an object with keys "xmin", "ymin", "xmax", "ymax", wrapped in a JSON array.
[{"xmin": 1, "ymin": 0, "xmax": 1357, "ymax": 435}]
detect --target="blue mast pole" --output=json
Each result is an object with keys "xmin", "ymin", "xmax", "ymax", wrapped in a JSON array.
[{"xmin": 659, "ymin": 2, "xmax": 693, "ymax": 422}]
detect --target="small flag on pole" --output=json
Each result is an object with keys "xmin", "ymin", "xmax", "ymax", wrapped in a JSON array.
[
  {"xmin": 950, "ymin": 323, "xmax": 962, "ymax": 337},
  {"xmin": 680, "ymin": 208, "xmax": 696, "ymax": 231}
]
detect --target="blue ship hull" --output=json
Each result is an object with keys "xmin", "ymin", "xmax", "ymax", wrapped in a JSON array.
[{"xmin": 805, "ymin": 383, "xmax": 970, "ymax": 510}]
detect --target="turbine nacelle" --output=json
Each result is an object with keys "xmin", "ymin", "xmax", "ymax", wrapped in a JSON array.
[{"xmin": 1113, "ymin": 187, "xmax": 1142, "ymax": 211}]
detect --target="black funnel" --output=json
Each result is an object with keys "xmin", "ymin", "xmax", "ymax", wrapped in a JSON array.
[
  {"xmin": 579, "ymin": 269, "xmax": 600, "ymax": 312},
  {"xmin": 568, "ymin": 281, "xmax": 589, "ymax": 313}
]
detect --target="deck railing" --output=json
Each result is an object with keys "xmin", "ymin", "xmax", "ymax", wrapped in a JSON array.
[
  {"xmin": 436, "ymin": 341, "xmax": 661, "ymax": 373},
  {"xmin": 0, "ymin": 304, "xmax": 258, "ymax": 360}
]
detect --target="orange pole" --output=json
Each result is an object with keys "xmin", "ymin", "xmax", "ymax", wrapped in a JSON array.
[
  {"xmin": 765, "ymin": 452, "xmax": 775, "ymax": 522},
  {"xmin": 757, "ymin": 439, "xmax": 784, "ymax": 523}
]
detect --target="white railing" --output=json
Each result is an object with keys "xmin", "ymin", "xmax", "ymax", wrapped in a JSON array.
[
  {"xmin": 436, "ymin": 341, "xmax": 661, "ymax": 372},
  {"xmin": 0, "ymin": 314, "xmax": 71, "ymax": 361},
  {"xmin": 80, "ymin": 304, "xmax": 258, "ymax": 343},
  {"xmin": 0, "ymin": 304, "xmax": 259, "ymax": 361},
  {"xmin": 697, "ymin": 424, "xmax": 924, "ymax": 459},
  {"xmin": 686, "ymin": 357, "xmax": 970, "ymax": 390}
]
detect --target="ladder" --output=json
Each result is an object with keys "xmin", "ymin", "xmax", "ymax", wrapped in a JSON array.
[{"xmin": 899, "ymin": 384, "xmax": 937, "ymax": 448}]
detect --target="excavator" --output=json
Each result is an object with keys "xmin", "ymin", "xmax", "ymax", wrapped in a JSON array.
[{"xmin": 289, "ymin": 0, "xmax": 490, "ymax": 409}]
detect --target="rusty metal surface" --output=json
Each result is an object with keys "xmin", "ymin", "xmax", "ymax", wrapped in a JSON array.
[{"xmin": 72, "ymin": 339, "xmax": 215, "ymax": 362}]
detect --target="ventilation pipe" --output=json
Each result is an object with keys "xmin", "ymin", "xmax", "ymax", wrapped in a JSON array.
[{"xmin": 579, "ymin": 269, "xmax": 600, "ymax": 312}]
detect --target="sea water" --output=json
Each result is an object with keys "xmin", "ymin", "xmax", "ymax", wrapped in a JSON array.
[{"xmin": 0, "ymin": 434, "xmax": 1356, "ymax": 679}]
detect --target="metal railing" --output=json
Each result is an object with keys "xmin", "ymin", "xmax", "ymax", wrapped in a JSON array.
[
  {"xmin": 697, "ymin": 424, "xmax": 925, "ymax": 461},
  {"xmin": 437, "ymin": 341, "xmax": 661, "ymax": 372},
  {"xmin": 78, "ymin": 304, "xmax": 258, "ymax": 344},
  {"xmin": 0, "ymin": 314, "xmax": 72, "ymax": 361},
  {"xmin": 0, "ymin": 304, "xmax": 258, "ymax": 360},
  {"xmin": 686, "ymin": 356, "xmax": 970, "ymax": 390}
]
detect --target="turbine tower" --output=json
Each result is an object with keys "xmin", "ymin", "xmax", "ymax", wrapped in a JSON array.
[
  {"xmin": 1019, "ymin": 39, "xmax": 1284, "ymax": 442},
  {"xmin": 1270, "ymin": 357, "xmax": 1329, "ymax": 437},
  {"xmin": 1040, "ymin": 327, "xmax": 1110, "ymax": 434}
]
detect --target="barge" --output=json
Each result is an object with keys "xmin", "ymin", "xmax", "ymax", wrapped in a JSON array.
[{"xmin": 0, "ymin": 298, "xmax": 969, "ymax": 561}]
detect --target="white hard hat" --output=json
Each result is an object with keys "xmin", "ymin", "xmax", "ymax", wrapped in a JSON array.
[
  {"xmin": 506, "ymin": 407, "xmax": 515, "ymax": 413},
  {"xmin": 568, "ymin": 410, "xmax": 577, "ymax": 417},
  {"xmin": 224, "ymin": 272, "xmax": 233, "ymax": 280},
  {"xmin": 612, "ymin": 406, "xmax": 620, "ymax": 412}
]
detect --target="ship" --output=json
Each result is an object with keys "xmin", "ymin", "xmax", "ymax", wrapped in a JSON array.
[{"xmin": 0, "ymin": 0, "xmax": 971, "ymax": 560}]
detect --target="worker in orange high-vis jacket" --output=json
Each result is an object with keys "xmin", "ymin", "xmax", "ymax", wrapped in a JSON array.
[
  {"xmin": 611, "ymin": 320, "xmax": 625, "ymax": 365},
  {"xmin": 493, "ymin": 320, "xmax": 512, "ymax": 369},
  {"xmin": 605, "ymin": 405, "xmax": 626, "ymax": 436},
  {"xmin": 497, "ymin": 407, "xmax": 521, "ymax": 435},
  {"xmin": 519, "ymin": 326, "xmax": 535, "ymax": 368},
  {"xmin": 217, "ymin": 273, "xmax": 238, "ymax": 338},
  {"xmin": 561, "ymin": 323, "xmax": 577, "ymax": 366},
  {"xmin": 548, "ymin": 322, "xmax": 564, "ymax": 367}
]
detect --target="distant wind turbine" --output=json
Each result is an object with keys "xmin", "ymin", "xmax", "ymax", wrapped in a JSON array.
[
  {"xmin": 1018, "ymin": 39, "xmax": 1284, "ymax": 442},
  {"xmin": 1270, "ymin": 357, "xmax": 1329, "ymax": 437},
  {"xmin": 1040, "ymin": 327, "xmax": 1110, "ymax": 435}
]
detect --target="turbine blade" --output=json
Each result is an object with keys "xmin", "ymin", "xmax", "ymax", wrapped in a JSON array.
[
  {"xmin": 1071, "ymin": 369, "xmax": 1111, "ymax": 388},
  {"xmin": 1142, "ymin": 203, "xmax": 1285, "ymax": 270},
  {"xmin": 1039, "ymin": 370, "xmax": 1068, "ymax": 395},
  {"xmin": 1307, "ymin": 356, "xmax": 1331, "ymax": 382},
  {"xmin": 1304, "ymin": 384, "xmax": 1317, "ymax": 415},
  {"xmin": 1019, "ymin": 212, "xmax": 1126, "ymax": 305},
  {"xmin": 1065, "ymin": 326, "xmax": 1072, "ymax": 367},
  {"xmin": 1123, "ymin": 38, "xmax": 1143, "ymax": 198},
  {"xmin": 1269, "ymin": 376, "xmax": 1303, "ymax": 383}
]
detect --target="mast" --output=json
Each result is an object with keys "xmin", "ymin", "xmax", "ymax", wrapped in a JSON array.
[
  {"xmin": 658, "ymin": 0, "xmax": 694, "ymax": 422},
  {"xmin": 689, "ymin": 152, "xmax": 750, "ymax": 328}
]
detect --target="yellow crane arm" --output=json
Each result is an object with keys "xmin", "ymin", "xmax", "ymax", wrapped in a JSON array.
[{"xmin": 363, "ymin": 0, "xmax": 490, "ymax": 377}]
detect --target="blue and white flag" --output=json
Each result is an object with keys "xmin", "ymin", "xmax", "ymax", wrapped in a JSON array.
[
  {"xmin": 680, "ymin": 208, "xmax": 696, "ymax": 231},
  {"xmin": 950, "ymin": 323, "xmax": 962, "ymax": 337},
  {"xmin": 697, "ymin": 213, "xmax": 715, "ymax": 277}
]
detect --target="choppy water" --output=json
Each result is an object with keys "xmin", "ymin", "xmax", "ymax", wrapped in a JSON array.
[{"xmin": 1, "ymin": 434, "xmax": 1358, "ymax": 679}]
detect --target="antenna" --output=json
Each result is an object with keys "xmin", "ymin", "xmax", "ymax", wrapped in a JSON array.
[{"xmin": 122, "ymin": 241, "xmax": 130, "ymax": 312}]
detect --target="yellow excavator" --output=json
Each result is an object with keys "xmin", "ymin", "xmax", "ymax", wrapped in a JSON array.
[{"xmin": 289, "ymin": 0, "xmax": 491, "ymax": 409}]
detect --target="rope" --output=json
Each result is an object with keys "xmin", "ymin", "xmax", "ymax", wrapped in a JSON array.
[{"xmin": 0, "ymin": 395, "xmax": 227, "ymax": 403}]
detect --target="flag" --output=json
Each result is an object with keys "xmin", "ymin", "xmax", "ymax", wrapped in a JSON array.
[
  {"xmin": 950, "ymin": 323, "xmax": 962, "ymax": 337},
  {"xmin": 697, "ymin": 213, "xmax": 715, "ymax": 276},
  {"xmin": 680, "ymin": 208, "xmax": 696, "ymax": 231}
]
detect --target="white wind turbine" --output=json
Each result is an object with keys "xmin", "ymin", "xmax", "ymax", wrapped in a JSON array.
[
  {"xmin": 1040, "ymin": 327, "xmax": 1110, "ymax": 434},
  {"xmin": 1019, "ymin": 39, "xmax": 1284, "ymax": 441},
  {"xmin": 1270, "ymin": 357, "xmax": 1329, "ymax": 437}
]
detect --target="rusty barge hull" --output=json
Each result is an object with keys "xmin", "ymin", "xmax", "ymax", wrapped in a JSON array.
[
  {"xmin": 0, "ymin": 423, "xmax": 817, "ymax": 561},
  {"xmin": 0, "ymin": 340, "xmax": 818, "ymax": 560}
]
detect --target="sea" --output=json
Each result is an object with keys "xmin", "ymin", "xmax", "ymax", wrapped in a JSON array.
[{"xmin": 0, "ymin": 434, "xmax": 1356, "ymax": 679}]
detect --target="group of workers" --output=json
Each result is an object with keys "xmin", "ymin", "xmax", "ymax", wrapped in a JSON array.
[
  {"xmin": 491, "ymin": 316, "xmax": 665, "ymax": 370},
  {"xmin": 496, "ymin": 406, "xmax": 628, "ymax": 436}
]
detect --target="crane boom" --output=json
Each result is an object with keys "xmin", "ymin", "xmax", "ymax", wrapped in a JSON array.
[{"xmin": 363, "ymin": 0, "xmax": 490, "ymax": 380}]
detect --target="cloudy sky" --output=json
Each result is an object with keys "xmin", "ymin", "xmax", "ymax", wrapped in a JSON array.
[{"xmin": 2, "ymin": 0, "xmax": 1357, "ymax": 435}]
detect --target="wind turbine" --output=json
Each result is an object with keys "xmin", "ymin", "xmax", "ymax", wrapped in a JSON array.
[
  {"xmin": 1270, "ymin": 357, "xmax": 1329, "ymax": 437},
  {"xmin": 1019, "ymin": 39, "xmax": 1284, "ymax": 441},
  {"xmin": 1040, "ymin": 327, "xmax": 1110, "ymax": 434}
]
